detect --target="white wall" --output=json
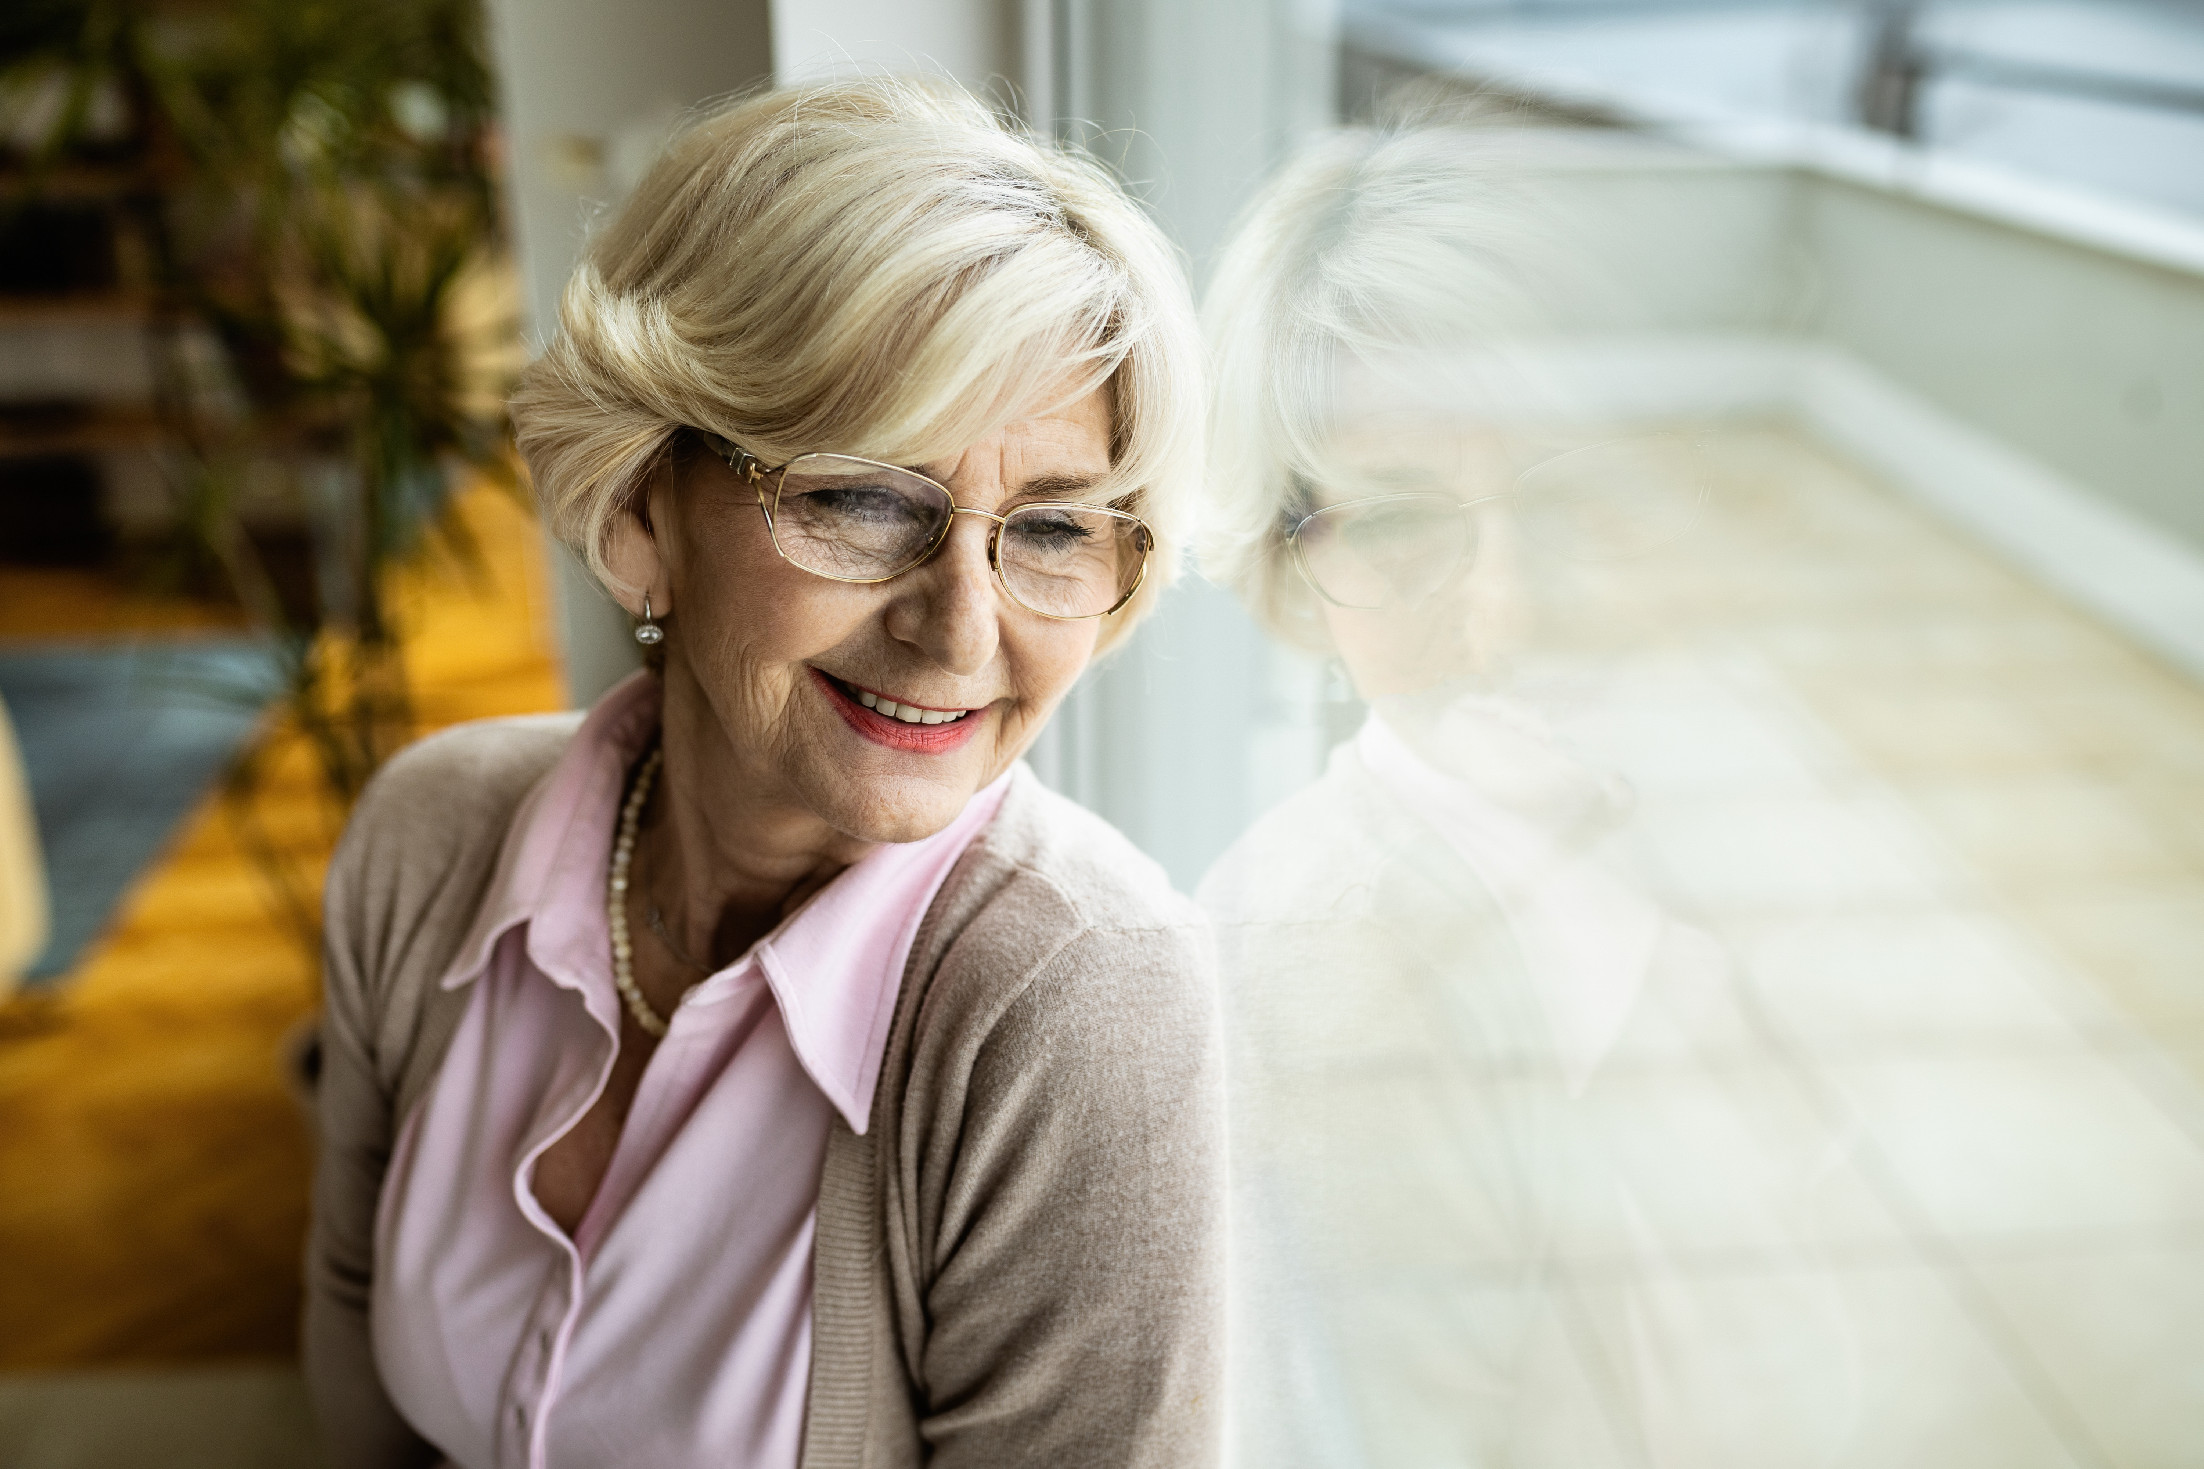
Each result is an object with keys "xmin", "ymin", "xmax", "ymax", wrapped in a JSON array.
[
  {"xmin": 769, "ymin": 0, "xmax": 1015, "ymax": 100},
  {"xmin": 487, "ymin": 0, "xmax": 773, "ymax": 346},
  {"xmin": 1804, "ymin": 178, "xmax": 2204, "ymax": 550},
  {"xmin": 485, "ymin": 0, "xmax": 776, "ymax": 705},
  {"xmin": 1483, "ymin": 132, "xmax": 2204, "ymax": 560},
  {"xmin": 1383, "ymin": 128, "xmax": 2204, "ymax": 689}
]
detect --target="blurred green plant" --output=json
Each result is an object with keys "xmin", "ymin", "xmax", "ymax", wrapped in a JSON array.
[{"xmin": 1, "ymin": 0, "xmax": 520, "ymax": 949}]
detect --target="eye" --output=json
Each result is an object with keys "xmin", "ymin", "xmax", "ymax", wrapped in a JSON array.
[
  {"xmin": 797, "ymin": 486, "xmax": 929, "ymax": 524},
  {"xmin": 1008, "ymin": 509, "xmax": 1098, "ymax": 544}
]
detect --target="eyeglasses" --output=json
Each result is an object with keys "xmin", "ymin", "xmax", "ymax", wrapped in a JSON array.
[
  {"xmin": 697, "ymin": 434, "xmax": 1152, "ymax": 621},
  {"xmin": 1287, "ymin": 491, "xmax": 1502, "ymax": 611},
  {"xmin": 1284, "ymin": 433, "xmax": 1709, "ymax": 611}
]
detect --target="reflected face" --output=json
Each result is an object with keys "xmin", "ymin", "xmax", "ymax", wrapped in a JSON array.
[
  {"xmin": 1297, "ymin": 415, "xmax": 1530, "ymax": 700},
  {"xmin": 634, "ymin": 387, "xmax": 1115, "ymax": 844}
]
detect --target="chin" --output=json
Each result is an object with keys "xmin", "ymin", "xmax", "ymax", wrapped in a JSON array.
[
  {"xmin": 794, "ymin": 681, "xmax": 1039, "ymax": 843},
  {"xmin": 798, "ymin": 757, "xmax": 992, "ymax": 845}
]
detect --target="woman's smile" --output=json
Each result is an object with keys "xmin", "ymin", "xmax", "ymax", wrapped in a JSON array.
[{"xmin": 810, "ymin": 667, "xmax": 989, "ymax": 753}]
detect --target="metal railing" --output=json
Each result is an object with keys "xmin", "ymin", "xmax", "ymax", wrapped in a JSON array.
[{"xmin": 1859, "ymin": 1, "xmax": 2204, "ymax": 140}]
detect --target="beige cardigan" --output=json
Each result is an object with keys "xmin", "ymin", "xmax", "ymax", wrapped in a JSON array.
[{"xmin": 304, "ymin": 713, "xmax": 1224, "ymax": 1469}]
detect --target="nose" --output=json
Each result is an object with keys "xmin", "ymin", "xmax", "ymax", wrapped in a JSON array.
[{"xmin": 882, "ymin": 511, "xmax": 1003, "ymax": 676}]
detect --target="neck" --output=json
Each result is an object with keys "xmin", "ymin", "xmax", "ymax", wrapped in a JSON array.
[{"xmin": 638, "ymin": 669, "xmax": 877, "ymax": 971}]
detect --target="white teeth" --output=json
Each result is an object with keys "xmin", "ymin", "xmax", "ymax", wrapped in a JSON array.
[{"xmin": 843, "ymin": 680, "xmax": 970, "ymax": 725}]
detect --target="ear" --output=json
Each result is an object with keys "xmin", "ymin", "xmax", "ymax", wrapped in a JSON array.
[{"xmin": 603, "ymin": 474, "xmax": 672, "ymax": 619}]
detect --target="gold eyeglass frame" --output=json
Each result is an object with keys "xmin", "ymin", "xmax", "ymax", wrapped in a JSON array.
[{"xmin": 698, "ymin": 432, "xmax": 1151, "ymax": 621}]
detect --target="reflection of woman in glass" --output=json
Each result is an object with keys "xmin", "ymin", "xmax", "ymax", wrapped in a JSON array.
[
  {"xmin": 306, "ymin": 80, "xmax": 1222, "ymax": 1469},
  {"xmin": 1199, "ymin": 125, "xmax": 1854, "ymax": 1469}
]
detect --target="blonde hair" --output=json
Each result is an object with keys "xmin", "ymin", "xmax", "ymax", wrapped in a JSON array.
[
  {"xmin": 512, "ymin": 76, "xmax": 1203, "ymax": 648},
  {"xmin": 1198, "ymin": 125, "xmax": 1542, "ymax": 650}
]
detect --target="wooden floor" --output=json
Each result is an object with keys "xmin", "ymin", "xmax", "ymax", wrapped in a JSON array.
[
  {"xmin": 0, "ymin": 569, "xmax": 253, "ymax": 643},
  {"xmin": 0, "ymin": 483, "xmax": 563, "ymax": 1367}
]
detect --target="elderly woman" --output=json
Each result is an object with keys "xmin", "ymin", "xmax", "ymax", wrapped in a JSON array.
[{"xmin": 304, "ymin": 79, "xmax": 1220, "ymax": 1469}]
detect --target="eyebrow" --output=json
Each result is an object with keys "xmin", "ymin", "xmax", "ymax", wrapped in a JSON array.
[
  {"xmin": 902, "ymin": 464, "xmax": 1116, "ymax": 506},
  {"xmin": 1012, "ymin": 472, "xmax": 1108, "ymax": 503}
]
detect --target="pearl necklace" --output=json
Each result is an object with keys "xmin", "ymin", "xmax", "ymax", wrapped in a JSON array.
[{"xmin": 607, "ymin": 744, "xmax": 677, "ymax": 1038}]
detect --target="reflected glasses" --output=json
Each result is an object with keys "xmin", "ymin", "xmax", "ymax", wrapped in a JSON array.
[
  {"xmin": 697, "ymin": 434, "xmax": 1152, "ymax": 621},
  {"xmin": 1285, "ymin": 433, "xmax": 1709, "ymax": 611}
]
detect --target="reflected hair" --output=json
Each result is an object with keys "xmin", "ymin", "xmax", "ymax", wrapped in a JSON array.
[
  {"xmin": 1198, "ymin": 124, "xmax": 1542, "ymax": 650},
  {"xmin": 511, "ymin": 76, "xmax": 1202, "ymax": 648}
]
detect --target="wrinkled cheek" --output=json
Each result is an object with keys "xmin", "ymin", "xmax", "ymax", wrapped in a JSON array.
[
  {"xmin": 997, "ymin": 639, "xmax": 1094, "ymax": 746},
  {"xmin": 978, "ymin": 702, "xmax": 1027, "ymax": 765},
  {"xmin": 684, "ymin": 641, "xmax": 801, "ymax": 757},
  {"xmin": 993, "ymin": 693, "xmax": 1064, "ymax": 773}
]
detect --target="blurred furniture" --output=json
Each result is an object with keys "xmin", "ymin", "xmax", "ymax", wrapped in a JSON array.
[
  {"xmin": 0, "ymin": 688, "xmax": 51, "ymax": 997},
  {"xmin": 0, "ymin": 645, "xmax": 272, "ymax": 986}
]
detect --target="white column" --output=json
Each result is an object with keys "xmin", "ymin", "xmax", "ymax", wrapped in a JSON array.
[
  {"xmin": 1043, "ymin": 0, "xmax": 1341, "ymax": 887},
  {"xmin": 769, "ymin": 0, "xmax": 1018, "ymax": 98}
]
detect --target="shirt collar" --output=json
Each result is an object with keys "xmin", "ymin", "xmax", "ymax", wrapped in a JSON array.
[
  {"xmin": 438, "ymin": 669, "xmax": 1014, "ymax": 1134},
  {"xmin": 439, "ymin": 669, "xmax": 661, "ymax": 1017},
  {"xmin": 745, "ymin": 768, "xmax": 1011, "ymax": 1132}
]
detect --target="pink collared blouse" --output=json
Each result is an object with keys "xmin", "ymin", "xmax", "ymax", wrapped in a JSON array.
[{"xmin": 369, "ymin": 673, "xmax": 1009, "ymax": 1469}]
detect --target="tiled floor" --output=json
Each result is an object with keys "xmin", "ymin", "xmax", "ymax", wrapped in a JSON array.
[
  {"xmin": 1554, "ymin": 423, "xmax": 2204, "ymax": 1467},
  {"xmin": 1221, "ymin": 421, "xmax": 2204, "ymax": 1467},
  {"xmin": 1591, "ymin": 425, "xmax": 2204, "ymax": 1466}
]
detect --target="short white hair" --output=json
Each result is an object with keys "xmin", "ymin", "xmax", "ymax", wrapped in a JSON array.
[
  {"xmin": 512, "ymin": 76, "xmax": 1203, "ymax": 649},
  {"xmin": 1198, "ymin": 125, "xmax": 1542, "ymax": 650}
]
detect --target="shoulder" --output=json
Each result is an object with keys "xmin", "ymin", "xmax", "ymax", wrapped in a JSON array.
[
  {"xmin": 339, "ymin": 713, "xmax": 581, "ymax": 858},
  {"xmin": 889, "ymin": 774, "xmax": 1221, "ymax": 1260},
  {"xmin": 910, "ymin": 767, "xmax": 1212, "ymax": 1068},
  {"xmin": 331, "ymin": 713, "xmax": 580, "ymax": 895},
  {"xmin": 953, "ymin": 769, "xmax": 1206, "ymax": 996},
  {"xmin": 323, "ymin": 713, "xmax": 580, "ymax": 1027},
  {"xmin": 971, "ymin": 767, "xmax": 1199, "ymax": 935}
]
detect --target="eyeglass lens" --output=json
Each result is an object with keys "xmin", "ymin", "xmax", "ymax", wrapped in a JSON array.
[
  {"xmin": 768, "ymin": 454, "xmax": 1147, "ymax": 618},
  {"xmin": 1292, "ymin": 432, "xmax": 1713, "ymax": 607},
  {"xmin": 1296, "ymin": 496, "xmax": 1472, "ymax": 610}
]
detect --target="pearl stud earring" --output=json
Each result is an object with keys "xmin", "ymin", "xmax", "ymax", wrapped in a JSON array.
[{"xmin": 634, "ymin": 594, "xmax": 664, "ymax": 646}]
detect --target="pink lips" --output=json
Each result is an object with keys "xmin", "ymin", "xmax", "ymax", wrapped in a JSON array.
[{"xmin": 811, "ymin": 668, "xmax": 986, "ymax": 754}]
